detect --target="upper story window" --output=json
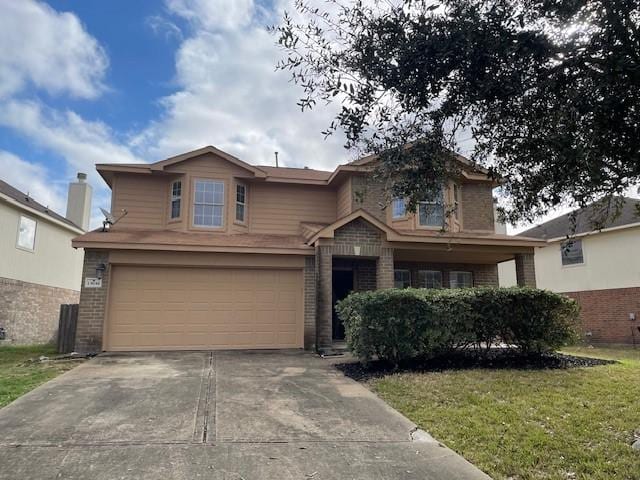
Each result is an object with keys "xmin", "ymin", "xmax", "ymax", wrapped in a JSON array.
[
  {"xmin": 561, "ymin": 239, "xmax": 584, "ymax": 266},
  {"xmin": 449, "ymin": 271, "xmax": 473, "ymax": 288},
  {"xmin": 235, "ymin": 183, "xmax": 247, "ymax": 223},
  {"xmin": 394, "ymin": 269, "xmax": 411, "ymax": 289},
  {"xmin": 392, "ymin": 198, "xmax": 406, "ymax": 219},
  {"xmin": 418, "ymin": 187, "xmax": 445, "ymax": 227},
  {"xmin": 16, "ymin": 215, "xmax": 37, "ymax": 251},
  {"xmin": 418, "ymin": 270, "xmax": 442, "ymax": 289},
  {"xmin": 170, "ymin": 180, "xmax": 182, "ymax": 219},
  {"xmin": 194, "ymin": 179, "xmax": 224, "ymax": 227}
]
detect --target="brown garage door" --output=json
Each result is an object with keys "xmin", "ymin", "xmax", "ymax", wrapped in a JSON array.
[{"xmin": 106, "ymin": 266, "xmax": 303, "ymax": 351}]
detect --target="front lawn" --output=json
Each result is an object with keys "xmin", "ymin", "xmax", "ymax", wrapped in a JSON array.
[
  {"xmin": 0, "ymin": 344, "xmax": 82, "ymax": 408},
  {"xmin": 370, "ymin": 347, "xmax": 640, "ymax": 480}
]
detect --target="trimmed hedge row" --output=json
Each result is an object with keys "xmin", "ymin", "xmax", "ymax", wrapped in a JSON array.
[{"xmin": 335, "ymin": 287, "xmax": 580, "ymax": 364}]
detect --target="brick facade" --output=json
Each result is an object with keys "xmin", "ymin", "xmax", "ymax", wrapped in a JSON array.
[
  {"xmin": 394, "ymin": 261, "xmax": 499, "ymax": 288},
  {"xmin": 303, "ymin": 256, "xmax": 316, "ymax": 350},
  {"xmin": 0, "ymin": 277, "xmax": 79, "ymax": 345},
  {"xmin": 565, "ymin": 287, "xmax": 640, "ymax": 345},
  {"xmin": 351, "ymin": 175, "xmax": 386, "ymax": 221},
  {"xmin": 514, "ymin": 253, "xmax": 536, "ymax": 287},
  {"xmin": 460, "ymin": 183, "xmax": 495, "ymax": 231},
  {"xmin": 75, "ymin": 250, "xmax": 110, "ymax": 353}
]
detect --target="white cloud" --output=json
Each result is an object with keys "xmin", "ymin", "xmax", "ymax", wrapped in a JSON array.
[
  {"xmin": 0, "ymin": 0, "xmax": 108, "ymax": 99},
  {"xmin": 0, "ymin": 150, "xmax": 66, "ymax": 214},
  {"xmin": 166, "ymin": 0, "xmax": 256, "ymax": 31},
  {"xmin": 0, "ymin": 100, "xmax": 143, "ymax": 175},
  {"xmin": 135, "ymin": 0, "xmax": 350, "ymax": 170}
]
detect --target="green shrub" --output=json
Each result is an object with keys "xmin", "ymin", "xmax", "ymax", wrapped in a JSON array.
[{"xmin": 335, "ymin": 287, "xmax": 580, "ymax": 364}]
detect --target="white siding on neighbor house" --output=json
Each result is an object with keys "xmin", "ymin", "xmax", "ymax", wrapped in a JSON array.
[
  {"xmin": 498, "ymin": 226, "xmax": 640, "ymax": 292},
  {"xmin": 0, "ymin": 200, "xmax": 84, "ymax": 291},
  {"xmin": 498, "ymin": 260, "xmax": 517, "ymax": 287}
]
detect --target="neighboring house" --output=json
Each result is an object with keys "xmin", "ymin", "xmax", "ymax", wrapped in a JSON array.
[
  {"xmin": 0, "ymin": 174, "xmax": 92, "ymax": 344},
  {"xmin": 72, "ymin": 145, "xmax": 542, "ymax": 353},
  {"xmin": 498, "ymin": 197, "xmax": 640, "ymax": 345}
]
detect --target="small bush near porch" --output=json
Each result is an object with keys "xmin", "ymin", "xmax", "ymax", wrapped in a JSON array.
[{"xmin": 336, "ymin": 287, "xmax": 580, "ymax": 364}]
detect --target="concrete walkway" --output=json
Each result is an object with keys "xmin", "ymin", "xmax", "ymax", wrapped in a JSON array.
[{"xmin": 0, "ymin": 351, "xmax": 490, "ymax": 479}]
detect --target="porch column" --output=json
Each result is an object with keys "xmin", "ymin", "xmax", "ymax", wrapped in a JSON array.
[
  {"xmin": 316, "ymin": 245, "xmax": 333, "ymax": 350},
  {"xmin": 376, "ymin": 247, "xmax": 394, "ymax": 289},
  {"xmin": 515, "ymin": 253, "xmax": 536, "ymax": 287}
]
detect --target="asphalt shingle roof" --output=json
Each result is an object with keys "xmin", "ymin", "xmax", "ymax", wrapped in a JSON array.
[
  {"xmin": 518, "ymin": 197, "xmax": 640, "ymax": 240},
  {"xmin": 0, "ymin": 178, "xmax": 79, "ymax": 229}
]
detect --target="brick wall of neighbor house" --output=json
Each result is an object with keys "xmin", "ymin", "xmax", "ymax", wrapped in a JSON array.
[
  {"xmin": 461, "ymin": 183, "xmax": 494, "ymax": 231},
  {"xmin": 0, "ymin": 277, "xmax": 79, "ymax": 345},
  {"xmin": 351, "ymin": 175, "xmax": 386, "ymax": 221},
  {"xmin": 304, "ymin": 256, "xmax": 316, "ymax": 350},
  {"xmin": 565, "ymin": 287, "xmax": 640, "ymax": 345},
  {"xmin": 75, "ymin": 250, "xmax": 110, "ymax": 353},
  {"xmin": 394, "ymin": 261, "xmax": 499, "ymax": 287}
]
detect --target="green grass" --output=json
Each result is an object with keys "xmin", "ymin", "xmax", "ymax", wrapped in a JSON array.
[
  {"xmin": 0, "ymin": 344, "xmax": 82, "ymax": 408},
  {"xmin": 370, "ymin": 347, "xmax": 640, "ymax": 480}
]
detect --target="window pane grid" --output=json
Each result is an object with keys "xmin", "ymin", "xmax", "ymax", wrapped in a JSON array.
[
  {"xmin": 170, "ymin": 181, "xmax": 181, "ymax": 219},
  {"xmin": 561, "ymin": 240, "xmax": 584, "ymax": 265},
  {"xmin": 394, "ymin": 269, "xmax": 411, "ymax": 289},
  {"xmin": 236, "ymin": 184, "xmax": 246, "ymax": 222},
  {"xmin": 392, "ymin": 198, "xmax": 405, "ymax": 218},
  {"xmin": 418, "ymin": 270, "xmax": 442, "ymax": 289},
  {"xmin": 418, "ymin": 187, "xmax": 445, "ymax": 227},
  {"xmin": 194, "ymin": 180, "xmax": 224, "ymax": 227},
  {"xmin": 449, "ymin": 271, "xmax": 473, "ymax": 288}
]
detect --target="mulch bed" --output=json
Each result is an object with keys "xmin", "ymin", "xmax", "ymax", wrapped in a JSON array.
[{"xmin": 335, "ymin": 349, "xmax": 617, "ymax": 382}]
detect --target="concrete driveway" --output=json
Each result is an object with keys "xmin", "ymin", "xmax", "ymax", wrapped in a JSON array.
[{"xmin": 0, "ymin": 351, "xmax": 489, "ymax": 479}]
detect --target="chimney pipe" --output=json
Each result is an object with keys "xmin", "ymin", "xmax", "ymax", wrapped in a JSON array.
[
  {"xmin": 66, "ymin": 172, "xmax": 92, "ymax": 231},
  {"xmin": 274, "ymin": 151, "xmax": 279, "ymax": 168}
]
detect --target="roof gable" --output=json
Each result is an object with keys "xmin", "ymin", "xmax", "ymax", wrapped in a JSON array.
[{"xmin": 151, "ymin": 146, "xmax": 267, "ymax": 177}]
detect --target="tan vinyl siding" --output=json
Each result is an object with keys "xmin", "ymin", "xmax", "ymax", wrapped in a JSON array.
[
  {"xmin": 112, "ymin": 174, "xmax": 167, "ymax": 230},
  {"xmin": 249, "ymin": 183, "xmax": 337, "ymax": 235},
  {"xmin": 336, "ymin": 178, "xmax": 352, "ymax": 218}
]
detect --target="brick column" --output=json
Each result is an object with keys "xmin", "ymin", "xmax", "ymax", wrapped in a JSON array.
[
  {"xmin": 76, "ymin": 249, "xmax": 110, "ymax": 353},
  {"xmin": 515, "ymin": 253, "xmax": 536, "ymax": 287},
  {"xmin": 316, "ymin": 245, "xmax": 333, "ymax": 350},
  {"xmin": 376, "ymin": 247, "xmax": 394, "ymax": 289},
  {"xmin": 303, "ymin": 256, "xmax": 316, "ymax": 350}
]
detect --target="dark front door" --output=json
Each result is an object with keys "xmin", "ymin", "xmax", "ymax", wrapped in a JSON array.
[{"xmin": 332, "ymin": 270, "xmax": 354, "ymax": 340}]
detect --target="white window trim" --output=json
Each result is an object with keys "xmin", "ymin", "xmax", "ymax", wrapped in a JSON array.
[
  {"xmin": 192, "ymin": 178, "xmax": 225, "ymax": 229},
  {"xmin": 418, "ymin": 270, "xmax": 443, "ymax": 289},
  {"xmin": 391, "ymin": 197, "xmax": 406, "ymax": 219},
  {"xmin": 235, "ymin": 182, "xmax": 247, "ymax": 224},
  {"xmin": 417, "ymin": 187, "xmax": 445, "ymax": 229},
  {"xmin": 560, "ymin": 239, "xmax": 586, "ymax": 268},
  {"xmin": 394, "ymin": 269, "xmax": 411, "ymax": 289},
  {"xmin": 169, "ymin": 180, "xmax": 182, "ymax": 220},
  {"xmin": 16, "ymin": 215, "xmax": 37, "ymax": 252}
]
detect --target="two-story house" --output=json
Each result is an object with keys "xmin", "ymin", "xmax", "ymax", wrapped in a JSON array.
[
  {"xmin": 499, "ymin": 197, "xmax": 640, "ymax": 345},
  {"xmin": 72, "ymin": 146, "xmax": 542, "ymax": 353},
  {"xmin": 1, "ymin": 174, "xmax": 91, "ymax": 344}
]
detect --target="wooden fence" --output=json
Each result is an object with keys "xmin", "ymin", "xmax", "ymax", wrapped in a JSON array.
[{"xmin": 57, "ymin": 304, "xmax": 78, "ymax": 354}]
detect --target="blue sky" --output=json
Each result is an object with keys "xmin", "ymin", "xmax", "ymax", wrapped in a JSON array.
[{"xmin": 0, "ymin": 0, "xmax": 347, "ymax": 227}]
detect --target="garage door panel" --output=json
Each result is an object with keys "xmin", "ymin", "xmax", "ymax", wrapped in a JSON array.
[{"xmin": 107, "ymin": 266, "xmax": 303, "ymax": 351}]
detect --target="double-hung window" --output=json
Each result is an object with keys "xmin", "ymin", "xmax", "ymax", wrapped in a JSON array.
[
  {"xmin": 193, "ymin": 180, "xmax": 224, "ymax": 227},
  {"xmin": 394, "ymin": 269, "xmax": 411, "ymax": 289},
  {"xmin": 170, "ymin": 180, "xmax": 181, "ymax": 219},
  {"xmin": 392, "ymin": 198, "xmax": 406, "ymax": 219},
  {"xmin": 561, "ymin": 239, "xmax": 584, "ymax": 266},
  {"xmin": 235, "ymin": 183, "xmax": 246, "ymax": 223},
  {"xmin": 418, "ymin": 187, "xmax": 445, "ymax": 227},
  {"xmin": 449, "ymin": 271, "xmax": 473, "ymax": 288},
  {"xmin": 16, "ymin": 215, "xmax": 37, "ymax": 251},
  {"xmin": 418, "ymin": 270, "xmax": 442, "ymax": 289}
]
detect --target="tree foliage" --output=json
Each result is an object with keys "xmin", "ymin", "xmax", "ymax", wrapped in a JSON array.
[{"xmin": 272, "ymin": 0, "xmax": 640, "ymax": 224}]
